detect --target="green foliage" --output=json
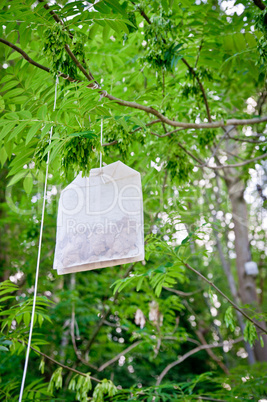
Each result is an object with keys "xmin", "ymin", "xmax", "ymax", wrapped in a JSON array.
[
  {"xmin": 92, "ymin": 379, "xmax": 118, "ymax": 402},
  {"xmin": 68, "ymin": 373, "xmax": 92, "ymax": 402},
  {"xmin": 198, "ymin": 129, "xmax": 217, "ymax": 148},
  {"xmin": 255, "ymin": 8, "xmax": 267, "ymax": 65},
  {"xmin": 166, "ymin": 149, "xmax": 194, "ymax": 184},
  {"xmin": 224, "ymin": 307, "xmax": 236, "ymax": 332},
  {"xmin": 142, "ymin": 11, "xmax": 183, "ymax": 71},
  {"xmin": 62, "ymin": 132, "xmax": 100, "ymax": 176},
  {"xmin": 244, "ymin": 321, "xmax": 258, "ymax": 347},
  {"xmin": 47, "ymin": 367, "xmax": 63, "ymax": 393},
  {"xmin": 43, "ymin": 24, "xmax": 73, "ymax": 76}
]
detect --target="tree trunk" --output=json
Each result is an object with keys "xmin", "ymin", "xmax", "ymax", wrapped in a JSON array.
[
  {"xmin": 209, "ymin": 179, "xmax": 255, "ymax": 364},
  {"xmin": 213, "ymin": 228, "xmax": 256, "ymax": 364},
  {"xmin": 224, "ymin": 134, "xmax": 267, "ymax": 361}
]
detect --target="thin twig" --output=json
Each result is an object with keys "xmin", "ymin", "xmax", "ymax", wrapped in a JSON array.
[
  {"xmin": 163, "ymin": 287, "xmax": 203, "ymax": 297},
  {"xmin": 0, "ymin": 38, "xmax": 50, "ymax": 73},
  {"xmin": 1, "ymin": 38, "xmax": 267, "ymax": 130},
  {"xmin": 150, "ymin": 128, "xmax": 186, "ymax": 137},
  {"xmin": 196, "ymin": 330, "xmax": 229, "ymax": 375},
  {"xmin": 70, "ymin": 307, "xmax": 98, "ymax": 371},
  {"xmin": 156, "ymin": 337, "xmax": 243, "ymax": 385},
  {"xmin": 16, "ymin": 340, "xmax": 101, "ymax": 383},
  {"xmin": 84, "ymin": 264, "xmax": 134, "ymax": 354},
  {"xmin": 201, "ymin": 126, "xmax": 235, "ymax": 167},
  {"xmin": 102, "ymin": 120, "xmax": 163, "ymax": 146},
  {"xmin": 182, "ymin": 262, "xmax": 267, "ymax": 335},
  {"xmin": 228, "ymin": 135, "xmax": 267, "ymax": 144},
  {"xmin": 133, "ymin": 0, "xmax": 212, "ymax": 123},
  {"xmin": 176, "ymin": 142, "xmax": 204, "ymax": 164},
  {"xmin": 37, "ymin": 0, "xmax": 100, "ymax": 87},
  {"xmin": 98, "ymin": 341, "xmax": 142, "ymax": 372},
  {"xmin": 198, "ymin": 152, "xmax": 267, "ymax": 170},
  {"xmin": 131, "ymin": 1, "xmax": 152, "ymax": 24},
  {"xmin": 224, "ymin": 149, "xmax": 247, "ymax": 161},
  {"xmin": 132, "ymin": 119, "xmax": 162, "ymax": 133},
  {"xmin": 181, "ymin": 58, "xmax": 212, "ymax": 123}
]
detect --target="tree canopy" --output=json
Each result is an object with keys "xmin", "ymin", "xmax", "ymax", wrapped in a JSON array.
[{"xmin": 0, "ymin": 0, "xmax": 267, "ymax": 400}]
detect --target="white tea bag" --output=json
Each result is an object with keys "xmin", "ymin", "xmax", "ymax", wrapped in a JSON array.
[{"xmin": 53, "ymin": 161, "xmax": 144, "ymax": 274}]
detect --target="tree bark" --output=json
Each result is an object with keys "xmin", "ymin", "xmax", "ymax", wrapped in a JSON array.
[
  {"xmin": 224, "ymin": 132, "xmax": 267, "ymax": 361},
  {"xmin": 213, "ymin": 229, "xmax": 256, "ymax": 364},
  {"xmin": 209, "ymin": 180, "xmax": 255, "ymax": 364}
]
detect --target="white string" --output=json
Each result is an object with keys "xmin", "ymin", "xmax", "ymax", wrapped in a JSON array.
[
  {"xmin": 100, "ymin": 118, "xmax": 103, "ymax": 168},
  {"xmin": 18, "ymin": 76, "xmax": 59, "ymax": 402}
]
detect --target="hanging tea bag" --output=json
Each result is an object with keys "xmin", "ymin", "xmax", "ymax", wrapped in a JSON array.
[{"xmin": 53, "ymin": 161, "xmax": 144, "ymax": 274}]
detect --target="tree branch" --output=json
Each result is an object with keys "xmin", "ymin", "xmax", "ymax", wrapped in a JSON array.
[
  {"xmin": 1, "ymin": 38, "xmax": 267, "ymax": 130},
  {"xmin": 105, "ymin": 92, "xmax": 267, "ymax": 128},
  {"xmin": 70, "ymin": 306, "xmax": 99, "ymax": 371},
  {"xmin": 37, "ymin": 0, "xmax": 67, "ymax": 28},
  {"xmin": 156, "ymin": 337, "xmax": 243, "ymax": 385},
  {"xmin": 196, "ymin": 330, "xmax": 229, "ymax": 375},
  {"xmin": 102, "ymin": 120, "xmax": 163, "ymax": 146},
  {"xmin": 0, "ymin": 38, "xmax": 76, "ymax": 83},
  {"xmin": 84, "ymin": 264, "xmax": 134, "ymax": 354},
  {"xmin": 131, "ymin": 1, "xmax": 152, "ymax": 24},
  {"xmin": 228, "ymin": 135, "xmax": 267, "ymax": 144},
  {"xmin": 252, "ymin": 0, "xmax": 266, "ymax": 10},
  {"xmin": 182, "ymin": 261, "xmax": 267, "ymax": 335},
  {"xmin": 98, "ymin": 341, "xmax": 142, "ymax": 372},
  {"xmin": 150, "ymin": 128, "xmax": 186, "ymax": 138},
  {"xmin": 16, "ymin": 339, "xmax": 101, "ymax": 383},
  {"xmin": 200, "ymin": 152, "xmax": 267, "ymax": 169},
  {"xmin": 64, "ymin": 43, "xmax": 99, "ymax": 86},
  {"xmin": 37, "ymin": 0, "xmax": 100, "ymax": 87},
  {"xmin": 132, "ymin": 2, "xmax": 212, "ymax": 122},
  {"xmin": 176, "ymin": 142, "xmax": 204, "ymax": 164},
  {"xmin": 0, "ymin": 38, "xmax": 50, "ymax": 74},
  {"xmin": 181, "ymin": 57, "xmax": 212, "ymax": 123},
  {"xmin": 201, "ymin": 126, "xmax": 235, "ymax": 167},
  {"xmin": 163, "ymin": 287, "xmax": 204, "ymax": 297}
]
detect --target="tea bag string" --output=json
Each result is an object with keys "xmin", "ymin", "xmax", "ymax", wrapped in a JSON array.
[
  {"xmin": 100, "ymin": 118, "xmax": 103, "ymax": 168},
  {"xmin": 18, "ymin": 76, "xmax": 59, "ymax": 402},
  {"xmin": 98, "ymin": 90, "xmax": 106, "ymax": 170}
]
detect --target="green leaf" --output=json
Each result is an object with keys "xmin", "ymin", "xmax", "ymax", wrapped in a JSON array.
[
  {"xmin": 181, "ymin": 236, "xmax": 190, "ymax": 245},
  {"xmin": 23, "ymin": 173, "xmax": 33, "ymax": 194},
  {"xmin": 244, "ymin": 321, "xmax": 258, "ymax": 346},
  {"xmin": 2, "ymin": 80, "xmax": 20, "ymax": 91},
  {"xmin": 8, "ymin": 121, "xmax": 28, "ymax": 140},
  {"xmin": 0, "ymin": 122, "xmax": 17, "ymax": 141},
  {"xmin": 26, "ymin": 122, "xmax": 42, "ymax": 145},
  {"xmin": 37, "ymin": 104, "xmax": 47, "ymax": 120},
  {"xmin": 102, "ymin": 24, "xmax": 110, "ymax": 42},
  {"xmin": 69, "ymin": 130, "xmax": 97, "ymax": 139},
  {"xmin": 0, "ymin": 95, "xmax": 4, "ymax": 112},
  {"xmin": 0, "ymin": 146, "xmax": 8, "ymax": 166},
  {"xmin": 7, "ymin": 170, "xmax": 28, "ymax": 187},
  {"xmin": 18, "ymin": 110, "xmax": 32, "ymax": 120},
  {"xmin": 107, "ymin": 19, "xmax": 124, "ymax": 34},
  {"xmin": 23, "ymin": 312, "xmax": 31, "ymax": 327},
  {"xmin": 3, "ymin": 88, "xmax": 24, "ymax": 99},
  {"xmin": 93, "ymin": 1, "xmax": 111, "ymax": 14},
  {"xmin": 224, "ymin": 307, "xmax": 235, "ymax": 332},
  {"xmin": 103, "ymin": 0, "xmax": 127, "ymax": 17}
]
